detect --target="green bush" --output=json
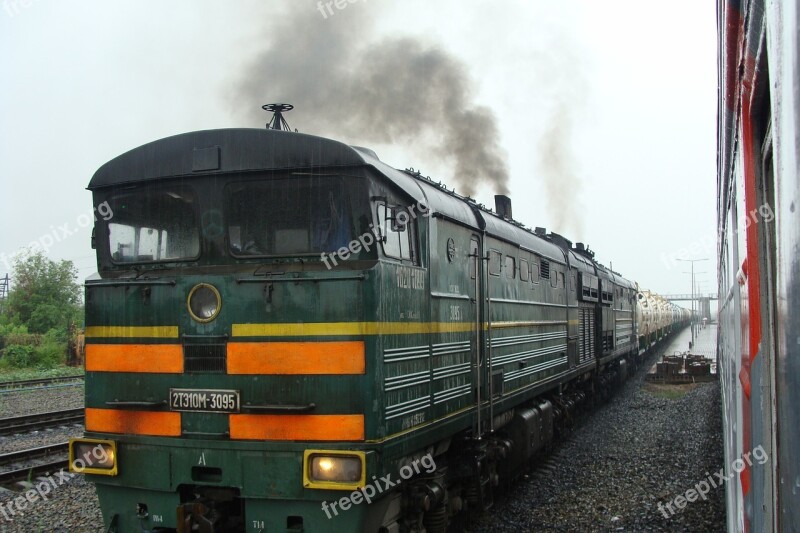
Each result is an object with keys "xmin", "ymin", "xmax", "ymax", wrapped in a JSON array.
[
  {"xmin": 33, "ymin": 343, "xmax": 65, "ymax": 369},
  {"xmin": 4, "ymin": 333, "xmax": 43, "ymax": 347},
  {"xmin": 44, "ymin": 327, "xmax": 68, "ymax": 344},
  {"xmin": 2, "ymin": 344, "xmax": 35, "ymax": 367},
  {"xmin": 0, "ymin": 324, "xmax": 28, "ymax": 336},
  {"xmin": 0, "ymin": 324, "xmax": 29, "ymax": 350},
  {"xmin": 1, "ymin": 342, "xmax": 65, "ymax": 369}
]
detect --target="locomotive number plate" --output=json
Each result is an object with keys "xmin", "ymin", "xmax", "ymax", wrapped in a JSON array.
[{"xmin": 169, "ymin": 389, "xmax": 240, "ymax": 413}]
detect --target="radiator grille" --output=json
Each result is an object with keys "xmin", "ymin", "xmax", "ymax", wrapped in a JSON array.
[
  {"xmin": 184, "ymin": 344, "xmax": 227, "ymax": 373},
  {"xmin": 578, "ymin": 307, "xmax": 595, "ymax": 364},
  {"xmin": 540, "ymin": 260, "xmax": 551, "ymax": 280}
]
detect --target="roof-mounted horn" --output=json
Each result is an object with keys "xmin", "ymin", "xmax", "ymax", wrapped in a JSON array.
[{"xmin": 263, "ymin": 103, "xmax": 294, "ymax": 131}]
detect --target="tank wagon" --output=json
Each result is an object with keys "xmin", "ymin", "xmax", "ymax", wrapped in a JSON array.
[
  {"xmin": 635, "ymin": 289, "xmax": 687, "ymax": 351},
  {"xmin": 71, "ymin": 115, "xmax": 688, "ymax": 532}
]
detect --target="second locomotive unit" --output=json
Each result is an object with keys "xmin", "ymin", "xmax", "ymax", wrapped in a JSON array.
[{"xmin": 71, "ymin": 108, "xmax": 688, "ymax": 532}]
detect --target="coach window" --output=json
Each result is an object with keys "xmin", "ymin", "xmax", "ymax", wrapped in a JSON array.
[
  {"xmin": 600, "ymin": 282, "xmax": 613, "ymax": 303},
  {"xmin": 582, "ymin": 280, "xmax": 592, "ymax": 299},
  {"xmin": 488, "ymin": 250, "xmax": 502, "ymax": 276},
  {"xmin": 531, "ymin": 259, "xmax": 540, "ymax": 284},
  {"xmin": 558, "ymin": 271, "xmax": 566, "ymax": 289},
  {"xmin": 520, "ymin": 259, "xmax": 529, "ymax": 282},
  {"xmin": 550, "ymin": 268, "xmax": 559, "ymax": 288},
  {"xmin": 377, "ymin": 204, "xmax": 416, "ymax": 263},
  {"xmin": 505, "ymin": 256, "xmax": 516, "ymax": 279}
]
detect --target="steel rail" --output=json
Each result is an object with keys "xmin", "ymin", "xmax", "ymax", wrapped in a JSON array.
[
  {"xmin": 0, "ymin": 409, "xmax": 84, "ymax": 435},
  {"xmin": 0, "ymin": 375, "xmax": 84, "ymax": 391},
  {"xmin": 0, "ymin": 442, "xmax": 70, "ymax": 485}
]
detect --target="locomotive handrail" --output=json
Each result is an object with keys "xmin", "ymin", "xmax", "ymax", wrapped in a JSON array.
[
  {"xmin": 105, "ymin": 400, "xmax": 168, "ymax": 409},
  {"xmin": 241, "ymin": 403, "xmax": 317, "ymax": 414},
  {"xmin": 235, "ymin": 274, "xmax": 365, "ymax": 284},
  {"xmin": 485, "ymin": 251, "xmax": 495, "ymax": 433},
  {"xmin": 182, "ymin": 431, "xmax": 230, "ymax": 438},
  {"xmin": 472, "ymin": 246, "xmax": 482, "ymax": 439},
  {"xmin": 85, "ymin": 279, "xmax": 176, "ymax": 287},
  {"xmin": 430, "ymin": 291, "xmax": 471, "ymax": 300}
]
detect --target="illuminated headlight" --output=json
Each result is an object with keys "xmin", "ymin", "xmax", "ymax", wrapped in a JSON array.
[
  {"xmin": 187, "ymin": 283, "xmax": 221, "ymax": 323},
  {"xmin": 69, "ymin": 438, "xmax": 117, "ymax": 476},
  {"xmin": 303, "ymin": 450, "xmax": 365, "ymax": 490}
]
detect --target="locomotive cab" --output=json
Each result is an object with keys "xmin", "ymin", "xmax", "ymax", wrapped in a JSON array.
[{"xmin": 74, "ymin": 127, "xmax": 438, "ymax": 532}]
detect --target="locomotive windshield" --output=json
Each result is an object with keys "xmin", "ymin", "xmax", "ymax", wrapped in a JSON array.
[
  {"xmin": 105, "ymin": 186, "xmax": 199, "ymax": 263},
  {"xmin": 226, "ymin": 176, "xmax": 362, "ymax": 257}
]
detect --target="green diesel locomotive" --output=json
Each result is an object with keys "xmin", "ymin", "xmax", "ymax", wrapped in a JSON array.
[{"xmin": 71, "ymin": 115, "xmax": 686, "ymax": 532}]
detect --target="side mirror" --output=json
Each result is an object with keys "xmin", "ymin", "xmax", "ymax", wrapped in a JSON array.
[{"xmin": 390, "ymin": 207, "xmax": 407, "ymax": 232}]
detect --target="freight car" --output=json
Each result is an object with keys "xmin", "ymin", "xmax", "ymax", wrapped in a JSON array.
[
  {"xmin": 636, "ymin": 289, "xmax": 690, "ymax": 352},
  {"xmin": 717, "ymin": 1, "xmax": 800, "ymax": 531},
  {"xmin": 71, "ymin": 111, "xmax": 688, "ymax": 532}
]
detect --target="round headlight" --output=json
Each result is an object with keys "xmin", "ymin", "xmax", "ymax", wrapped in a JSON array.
[{"xmin": 187, "ymin": 283, "xmax": 221, "ymax": 323}]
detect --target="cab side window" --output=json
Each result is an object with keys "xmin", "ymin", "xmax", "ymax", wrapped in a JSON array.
[{"xmin": 377, "ymin": 203, "xmax": 416, "ymax": 263}]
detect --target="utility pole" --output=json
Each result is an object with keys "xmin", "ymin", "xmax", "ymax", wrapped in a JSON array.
[
  {"xmin": 0, "ymin": 274, "xmax": 8, "ymax": 314},
  {"xmin": 693, "ymin": 276, "xmax": 708, "ymax": 335},
  {"xmin": 677, "ymin": 258, "xmax": 708, "ymax": 349}
]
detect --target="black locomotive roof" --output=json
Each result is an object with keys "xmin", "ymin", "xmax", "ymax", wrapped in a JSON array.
[
  {"xmin": 88, "ymin": 127, "xmax": 631, "ymax": 282},
  {"xmin": 88, "ymin": 128, "xmax": 375, "ymax": 190}
]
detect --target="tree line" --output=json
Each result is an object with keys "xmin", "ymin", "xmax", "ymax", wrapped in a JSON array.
[{"xmin": 0, "ymin": 252, "xmax": 82, "ymax": 370}]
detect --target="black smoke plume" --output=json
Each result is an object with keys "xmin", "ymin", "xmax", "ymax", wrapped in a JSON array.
[{"xmin": 233, "ymin": 1, "xmax": 508, "ymax": 197}]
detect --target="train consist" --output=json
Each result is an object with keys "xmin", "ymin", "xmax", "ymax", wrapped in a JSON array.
[
  {"xmin": 717, "ymin": 1, "xmax": 800, "ymax": 531},
  {"xmin": 71, "ymin": 115, "xmax": 688, "ymax": 532}
]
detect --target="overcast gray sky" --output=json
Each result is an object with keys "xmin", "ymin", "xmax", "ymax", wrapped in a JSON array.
[{"xmin": 0, "ymin": 0, "xmax": 717, "ymax": 298}]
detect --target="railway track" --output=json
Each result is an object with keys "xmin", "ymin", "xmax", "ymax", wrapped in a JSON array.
[
  {"xmin": 0, "ymin": 442, "xmax": 69, "ymax": 486},
  {"xmin": 0, "ymin": 375, "xmax": 84, "ymax": 392},
  {"xmin": 0, "ymin": 408, "xmax": 85, "ymax": 436}
]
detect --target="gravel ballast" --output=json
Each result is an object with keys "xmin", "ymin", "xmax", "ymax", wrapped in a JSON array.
[
  {"xmin": 0, "ymin": 384, "xmax": 85, "ymax": 419},
  {"xmin": 0, "ymin": 383, "xmax": 100, "ymax": 532},
  {"xmin": 473, "ymin": 325, "xmax": 724, "ymax": 532}
]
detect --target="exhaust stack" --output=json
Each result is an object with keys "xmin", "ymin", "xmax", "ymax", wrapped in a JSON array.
[{"xmin": 495, "ymin": 195, "xmax": 512, "ymax": 220}]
